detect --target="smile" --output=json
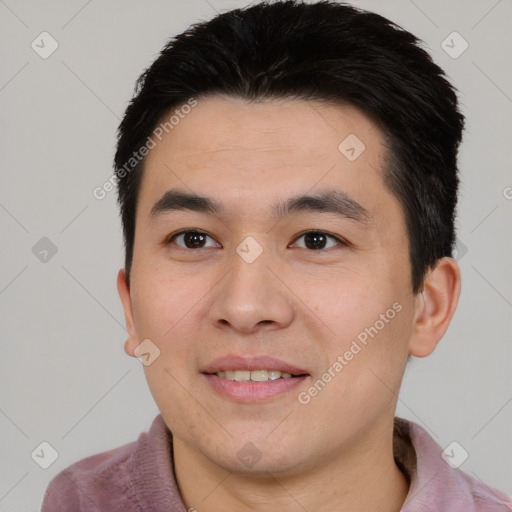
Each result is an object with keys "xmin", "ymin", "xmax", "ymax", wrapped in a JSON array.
[
  {"xmin": 215, "ymin": 370, "xmax": 294, "ymax": 381},
  {"xmin": 203, "ymin": 372, "xmax": 309, "ymax": 403},
  {"xmin": 201, "ymin": 354, "xmax": 310, "ymax": 402}
]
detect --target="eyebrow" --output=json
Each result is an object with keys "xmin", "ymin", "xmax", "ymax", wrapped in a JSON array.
[{"xmin": 149, "ymin": 188, "xmax": 370, "ymax": 225}]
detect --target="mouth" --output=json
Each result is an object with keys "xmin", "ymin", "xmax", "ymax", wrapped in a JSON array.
[
  {"xmin": 200, "ymin": 355, "xmax": 310, "ymax": 403},
  {"xmin": 211, "ymin": 369, "xmax": 306, "ymax": 381}
]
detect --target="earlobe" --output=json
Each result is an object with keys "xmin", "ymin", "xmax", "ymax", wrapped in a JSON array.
[
  {"xmin": 408, "ymin": 257, "xmax": 461, "ymax": 358},
  {"xmin": 117, "ymin": 269, "xmax": 140, "ymax": 358}
]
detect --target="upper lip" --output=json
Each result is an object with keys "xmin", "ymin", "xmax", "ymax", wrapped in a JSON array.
[{"xmin": 200, "ymin": 355, "xmax": 309, "ymax": 376}]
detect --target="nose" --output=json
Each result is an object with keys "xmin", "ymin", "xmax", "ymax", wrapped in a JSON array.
[{"xmin": 208, "ymin": 246, "xmax": 296, "ymax": 334}]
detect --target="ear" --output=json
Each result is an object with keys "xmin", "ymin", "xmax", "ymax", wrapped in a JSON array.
[
  {"xmin": 408, "ymin": 257, "xmax": 461, "ymax": 358},
  {"xmin": 117, "ymin": 269, "xmax": 140, "ymax": 358}
]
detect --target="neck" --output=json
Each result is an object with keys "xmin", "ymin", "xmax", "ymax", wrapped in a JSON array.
[{"xmin": 173, "ymin": 418, "xmax": 410, "ymax": 512}]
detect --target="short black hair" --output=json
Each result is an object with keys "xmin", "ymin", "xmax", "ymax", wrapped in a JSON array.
[{"xmin": 114, "ymin": 0, "xmax": 464, "ymax": 293}]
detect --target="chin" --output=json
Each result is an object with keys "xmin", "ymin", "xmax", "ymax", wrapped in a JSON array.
[{"xmin": 201, "ymin": 436, "xmax": 311, "ymax": 477}]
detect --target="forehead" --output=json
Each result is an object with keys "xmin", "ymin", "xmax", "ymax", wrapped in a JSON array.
[
  {"xmin": 154, "ymin": 95, "xmax": 381, "ymax": 160},
  {"xmin": 137, "ymin": 95, "xmax": 389, "ymax": 220}
]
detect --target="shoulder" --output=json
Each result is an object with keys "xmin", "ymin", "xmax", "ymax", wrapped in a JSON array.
[
  {"xmin": 396, "ymin": 418, "xmax": 512, "ymax": 512},
  {"xmin": 41, "ymin": 414, "xmax": 179, "ymax": 512},
  {"xmin": 454, "ymin": 467, "xmax": 512, "ymax": 512},
  {"xmin": 41, "ymin": 440, "xmax": 139, "ymax": 512}
]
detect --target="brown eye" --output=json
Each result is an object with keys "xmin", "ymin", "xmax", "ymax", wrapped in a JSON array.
[
  {"xmin": 292, "ymin": 231, "xmax": 344, "ymax": 251},
  {"xmin": 168, "ymin": 230, "xmax": 219, "ymax": 249}
]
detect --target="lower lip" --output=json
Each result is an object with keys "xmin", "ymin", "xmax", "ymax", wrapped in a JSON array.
[{"xmin": 202, "ymin": 373, "xmax": 309, "ymax": 403}]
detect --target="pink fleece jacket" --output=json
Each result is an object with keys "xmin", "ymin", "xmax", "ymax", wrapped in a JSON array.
[{"xmin": 41, "ymin": 414, "xmax": 512, "ymax": 511}]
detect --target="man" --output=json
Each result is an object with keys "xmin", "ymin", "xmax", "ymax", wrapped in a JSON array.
[{"xmin": 42, "ymin": 1, "xmax": 512, "ymax": 510}]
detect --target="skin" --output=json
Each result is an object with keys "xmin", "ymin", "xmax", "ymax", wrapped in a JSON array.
[{"xmin": 117, "ymin": 95, "xmax": 461, "ymax": 511}]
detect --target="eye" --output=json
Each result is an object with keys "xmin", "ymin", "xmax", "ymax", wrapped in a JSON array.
[
  {"xmin": 166, "ymin": 230, "xmax": 220, "ymax": 250},
  {"xmin": 290, "ymin": 230, "xmax": 346, "ymax": 251},
  {"xmin": 165, "ymin": 229, "xmax": 347, "ymax": 251}
]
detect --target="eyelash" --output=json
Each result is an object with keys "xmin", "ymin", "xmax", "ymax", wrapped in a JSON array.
[{"xmin": 164, "ymin": 229, "xmax": 349, "ymax": 252}]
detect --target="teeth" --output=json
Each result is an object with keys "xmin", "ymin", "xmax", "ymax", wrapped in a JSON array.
[{"xmin": 215, "ymin": 370, "xmax": 294, "ymax": 381}]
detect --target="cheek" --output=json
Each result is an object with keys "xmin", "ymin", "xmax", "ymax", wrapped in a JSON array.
[
  {"xmin": 299, "ymin": 304, "xmax": 413, "ymax": 439},
  {"xmin": 143, "ymin": 361, "xmax": 203, "ymax": 444},
  {"xmin": 304, "ymin": 268, "xmax": 413, "ymax": 392},
  {"xmin": 327, "ymin": 299, "xmax": 413, "ymax": 402},
  {"xmin": 131, "ymin": 266, "xmax": 205, "ymax": 340},
  {"xmin": 296, "ymin": 267, "xmax": 395, "ymax": 339}
]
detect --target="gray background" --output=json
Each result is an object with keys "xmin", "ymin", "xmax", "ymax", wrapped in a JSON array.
[{"xmin": 0, "ymin": 0, "xmax": 511, "ymax": 510}]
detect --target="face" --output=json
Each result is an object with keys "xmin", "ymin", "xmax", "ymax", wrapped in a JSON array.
[{"xmin": 119, "ymin": 95, "xmax": 421, "ymax": 476}]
